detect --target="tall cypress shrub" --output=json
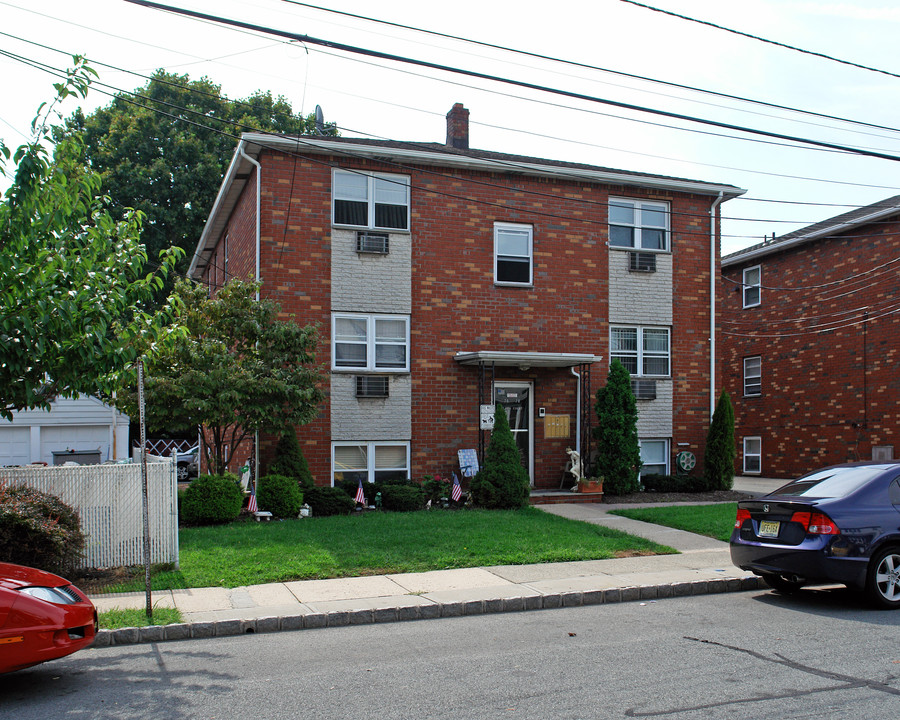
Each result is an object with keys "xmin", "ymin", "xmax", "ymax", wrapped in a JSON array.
[
  {"xmin": 469, "ymin": 403, "xmax": 531, "ymax": 509},
  {"xmin": 594, "ymin": 360, "xmax": 642, "ymax": 495},
  {"xmin": 268, "ymin": 428, "xmax": 314, "ymax": 491},
  {"xmin": 704, "ymin": 391, "xmax": 736, "ymax": 490}
]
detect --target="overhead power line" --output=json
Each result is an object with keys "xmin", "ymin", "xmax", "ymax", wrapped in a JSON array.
[
  {"xmin": 282, "ymin": 0, "xmax": 900, "ymax": 138},
  {"xmin": 122, "ymin": 0, "xmax": 900, "ymax": 163},
  {"xmin": 619, "ymin": 0, "xmax": 900, "ymax": 81}
]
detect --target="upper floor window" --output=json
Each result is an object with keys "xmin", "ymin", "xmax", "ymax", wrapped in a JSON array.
[
  {"xmin": 609, "ymin": 199, "xmax": 669, "ymax": 251},
  {"xmin": 494, "ymin": 223, "xmax": 533, "ymax": 285},
  {"xmin": 744, "ymin": 356, "xmax": 761, "ymax": 397},
  {"xmin": 333, "ymin": 170, "xmax": 410, "ymax": 231},
  {"xmin": 333, "ymin": 314, "xmax": 409, "ymax": 372},
  {"xmin": 743, "ymin": 266, "xmax": 761, "ymax": 308},
  {"xmin": 611, "ymin": 326, "xmax": 670, "ymax": 377}
]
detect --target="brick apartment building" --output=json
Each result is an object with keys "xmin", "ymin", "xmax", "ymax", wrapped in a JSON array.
[
  {"xmin": 188, "ymin": 104, "xmax": 743, "ymax": 490},
  {"xmin": 721, "ymin": 195, "xmax": 900, "ymax": 479}
]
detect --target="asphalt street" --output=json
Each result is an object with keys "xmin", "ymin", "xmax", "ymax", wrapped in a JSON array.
[{"xmin": 3, "ymin": 586, "xmax": 899, "ymax": 720}]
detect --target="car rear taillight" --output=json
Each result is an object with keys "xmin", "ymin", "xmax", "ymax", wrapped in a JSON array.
[
  {"xmin": 734, "ymin": 508, "xmax": 751, "ymax": 529},
  {"xmin": 790, "ymin": 511, "xmax": 840, "ymax": 535}
]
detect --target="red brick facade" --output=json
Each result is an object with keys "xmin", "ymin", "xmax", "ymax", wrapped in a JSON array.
[
  {"xmin": 191, "ymin": 113, "xmax": 742, "ymax": 489},
  {"xmin": 720, "ymin": 200, "xmax": 900, "ymax": 479}
]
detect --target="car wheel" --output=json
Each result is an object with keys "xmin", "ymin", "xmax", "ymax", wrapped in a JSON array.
[
  {"xmin": 762, "ymin": 573, "xmax": 805, "ymax": 593},
  {"xmin": 866, "ymin": 547, "xmax": 900, "ymax": 609},
  {"xmin": 177, "ymin": 464, "xmax": 189, "ymax": 482}
]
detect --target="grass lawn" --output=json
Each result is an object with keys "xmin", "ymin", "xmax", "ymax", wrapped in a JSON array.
[
  {"xmin": 98, "ymin": 607, "xmax": 182, "ymax": 630},
  {"xmin": 609, "ymin": 503, "xmax": 738, "ymax": 543},
  {"xmin": 104, "ymin": 507, "xmax": 675, "ymax": 592}
]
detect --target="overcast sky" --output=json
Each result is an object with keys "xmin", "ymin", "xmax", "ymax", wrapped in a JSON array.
[{"xmin": 2, "ymin": 0, "xmax": 900, "ymax": 255}]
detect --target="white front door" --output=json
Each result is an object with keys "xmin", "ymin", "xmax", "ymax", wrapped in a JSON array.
[{"xmin": 493, "ymin": 381, "xmax": 533, "ymax": 485}]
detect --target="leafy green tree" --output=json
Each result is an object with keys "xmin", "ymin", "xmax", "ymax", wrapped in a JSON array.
[
  {"xmin": 116, "ymin": 278, "xmax": 325, "ymax": 475},
  {"xmin": 469, "ymin": 403, "xmax": 531, "ymax": 509},
  {"xmin": 65, "ymin": 70, "xmax": 337, "ymax": 274},
  {"xmin": 0, "ymin": 58, "xmax": 180, "ymax": 420},
  {"xmin": 594, "ymin": 360, "xmax": 642, "ymax": 495},
  {"xmin": 704, "ymin": 391, "xmax": 736, "ymax": 490}
]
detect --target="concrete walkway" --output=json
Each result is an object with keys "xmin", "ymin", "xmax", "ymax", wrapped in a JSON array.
[{"xmin": 91, "ymin": 476, "xmax": 786, "ymax": 647}]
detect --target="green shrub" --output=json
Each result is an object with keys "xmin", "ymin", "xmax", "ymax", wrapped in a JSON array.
[
  {"xmin": 180, "ymin": 473, "xmax": 243, "ymax": 526},
  {"xmin": 594, "ymin": 360, "xmax": 642, "ymax": 495},
  {"xmin": 257, "ymin": 474, "xmax": 303, "ymax": 518},
  {"xmin": 470, "ymin": 403, "xmax": 530, "ymax": 509},
  {"xmin": 704, "ymin": 391, "xmax": 736, "ymax": 491},
  {"xmin": 268, "ymin": 430, "xmax": 315, "ymax": 491},
  {"xmin": 305, "ymin": 486, "xmax": 356, "ymax": 516},
  {"xmin": 421, "ymin": 475, "xmax": 452, "ymax": 504},
  {"xmin": 0, "ymin": 483, "xmax": 85, "ymax": 573},
  {"xmin": 641, "ymin": 474, "xmax": 708, "ymax": 493},
  {"xmin": 380, "ymin": 484, "xmax": 426, "ymax": 512}
]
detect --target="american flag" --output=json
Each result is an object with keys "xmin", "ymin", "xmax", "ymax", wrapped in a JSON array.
[
  {"xmin": 247, "ymin": 486, "xmax": 258, "ymax": 513},
  {"xmin": 451, "ymin": 472, "xmax": 462, "ymax": 502},
  {"xmin": 355, "ymin": 479, "xmax": 366, "ymax": 505}
]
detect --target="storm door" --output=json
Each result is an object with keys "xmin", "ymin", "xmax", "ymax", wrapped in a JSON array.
[{"xmin": 493, "ymin": 381, "xmax": 533, "ymax": 485}]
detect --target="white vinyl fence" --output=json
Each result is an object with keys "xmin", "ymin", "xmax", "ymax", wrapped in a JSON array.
[{"xmin": 2, "ymin": 460, "xmax": 179, "ymax": 570}]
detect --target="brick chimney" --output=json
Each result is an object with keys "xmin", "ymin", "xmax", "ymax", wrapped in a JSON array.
[{"xmin": 445, "ymin": 103, "xmax": 469, "ymax": 150}]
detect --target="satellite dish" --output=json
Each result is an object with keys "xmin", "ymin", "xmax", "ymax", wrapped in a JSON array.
[{"xmin": 314, "ymin": 105, "xmax": 325, "ymax": 135}]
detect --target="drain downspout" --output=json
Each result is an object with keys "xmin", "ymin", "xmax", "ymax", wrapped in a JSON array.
[
  {"xmin": 571, "ymin": 366, "xmax": 581, "ymax": 457},
  {"xmin": 710, "ymin": 191, "xmax": 725, "ymax": 417},
  {"xmin": 239, "ymin": 143, "xmax": 262, "ymax": 483}
]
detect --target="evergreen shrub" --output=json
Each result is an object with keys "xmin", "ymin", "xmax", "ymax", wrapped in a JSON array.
[
  {"xmin": 469, "ymin": 403, "xmax": 530, "ymax": 509},
  {"xmin": 0, "ymin": 483, "xmax": 85, "ymax": 573},
  {"xmin": 380, "ymin": 484, "xmax": 426, "ymax": 512},
  {"xmin": 704, "ymin": 391, "xmax": 736, "ymax": 491},
  {"xmin": 257, "ymin": 474, "xmax": 304, "ymax": 518},
  {"xmin": 594, "ymin": 360, "xmax": 642, "ymax": 495},
  {"xmin": 305, "ymin": 486, "xmax": 356, "ymax": 516},
  {"xmin": 180, "ymin": 473, "xmax": 243, "ymax": 525},
  {"xmin": 268, "ymin": 430, "xmax": 315, "ymax": 491},
  {"xmin": 641, "ymin": 474, "xmax": 708, "ymax": 493}
]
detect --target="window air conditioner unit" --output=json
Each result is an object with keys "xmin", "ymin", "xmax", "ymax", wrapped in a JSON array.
[
  {"xmin": 629, "ymin": 252, "xmax": 656, "ymax": 273},
  {"xmin": 356, "ymin": 375, "xmax": 389, "ymax": 398},
  {"xmin": 356, "ymin": 231, "xmax": 389, "ymax": 254},
  {"xmin": 631, "ymin": 379, "xmax": 657, "ymax": 400}
]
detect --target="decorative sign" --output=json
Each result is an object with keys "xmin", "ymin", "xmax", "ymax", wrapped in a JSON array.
[
  {"xmin": 458, "ymin": 449, "xmax": 479, "ymax": 478},
  {"xmin": 479, "ymin": 404, "xmax": 495, "ymax": 430}
]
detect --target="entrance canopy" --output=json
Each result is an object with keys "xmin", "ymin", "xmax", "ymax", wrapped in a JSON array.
[{"xmin": 454, "ymin": 351, "xmax": 603, "ymax": 368}]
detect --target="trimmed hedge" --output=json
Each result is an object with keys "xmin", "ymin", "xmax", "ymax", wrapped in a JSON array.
[
  {"xmin": 257, "ymin": 474, "xmax": 303, "ymax": 518},
  {"xmin": 380, "ymin": 484, "xmax": 426, "ymax": 512},
  {"xmin": 0, "ymin": 483, "xmax": 85, "ymax": 573},
  {"xmin": 305, "ymin": 486, "xmax": 356, "ymax": 516},
  {"xmin": 641, "ymin": 474, "xmax": 708, "ymax": 493},
  {"xmin": 180, "ymin": 473, "xmax": 244, "ymax": 526}
]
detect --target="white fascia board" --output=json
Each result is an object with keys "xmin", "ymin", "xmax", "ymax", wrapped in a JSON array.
[
  {"xmin": 455, "ymin": 351, "xmax": 603, "ymax": 367},
  {"xmin": 240, "ymin": 134, "xmax": 745, "ymax": 199}
]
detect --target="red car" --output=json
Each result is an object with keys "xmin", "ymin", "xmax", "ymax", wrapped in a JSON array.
[{"xmin": 0, "ymin": 562, "xmax": 97, "ymax": 673}]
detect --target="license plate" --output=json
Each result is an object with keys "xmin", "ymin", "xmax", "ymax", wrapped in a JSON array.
[{"xmin": 758, "ymin": 520, "xmax": 780, "ymax": 538}]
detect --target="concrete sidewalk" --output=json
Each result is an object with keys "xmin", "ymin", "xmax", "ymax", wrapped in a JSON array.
[{"xmin": 91, "ymin": 476, "xmax": 785, "ymax": 647}]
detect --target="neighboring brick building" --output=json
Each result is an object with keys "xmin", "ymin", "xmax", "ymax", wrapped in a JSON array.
[
  {"xmin": 720, "ymin": 195, "xmax": 900, "ymax": 479},
  {"xmin": 189, "ymin": 104, "xmax": 743, "ymax": 490}
]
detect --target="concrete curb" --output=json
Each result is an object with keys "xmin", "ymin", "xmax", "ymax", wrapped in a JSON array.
[{"xmin": 93, "ymin": 575, "xmax": 766, "ymax": 647}]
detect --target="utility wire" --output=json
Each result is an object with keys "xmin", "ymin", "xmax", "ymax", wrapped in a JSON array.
[
  {"xmin": 121, "ymin": 0, "xmax": 900, "ymax": 163},
  {"xmin": 282, "ymin": 0, "xmax": 900, "ymax": 137},
  {"xmin": 619, "ymin": 0, "xmax": 900, "ymax": 81}
]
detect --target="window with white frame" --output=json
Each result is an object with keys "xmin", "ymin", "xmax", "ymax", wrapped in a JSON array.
[
  {"xmin": 332, "ymin": 442, "xmax": 410, "ymax": 485},
  {"xmin": 743, "ymin": 266, "xmax": 761, "ymax": 308},
  {"xmin": 494, "ymin": 222, "xmax": 533, "ymax": 285},
  {"xmin": 609, "ymin": 198, "xmax": 669, "ymax": 251},
  {"xmin": 744, "ymin": 356, "xmax": 761, "ymax": 397},
  {"xmin": 639, "ymin": 439, "xmax": 669, "ymax": 477},
  {"xmin": 333, "ymin": 170, "xmax": 410, "ymax": 231},
  {"xmin": 332, "ymin": 314, "xmax": 409, "ymax": 371},
  {"xmin": 743, "ymin": 437, "xmax": 762, "ymax": 474},
  {"xmin": 610, "ymin": 326, "xmax": 670, "ymax": 377}
]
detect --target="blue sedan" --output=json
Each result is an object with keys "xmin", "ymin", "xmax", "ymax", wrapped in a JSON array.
[{"xmin": 730, "ymin": 462, "xmax": 900, "ymax": 608}]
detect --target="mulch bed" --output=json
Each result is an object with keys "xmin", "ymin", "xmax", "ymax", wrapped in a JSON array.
[{"xmin": 602, "ymin": 489, "xmax": 751, "ymax": 504}]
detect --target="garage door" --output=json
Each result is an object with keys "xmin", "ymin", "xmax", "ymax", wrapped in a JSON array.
[
  {"xmin": 41, "ymin": 425, "xmax": 108, "ymax": 464},
  {"xmin": 0, "ymin": 427, "xmax": 31, "ymax": 466}
]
